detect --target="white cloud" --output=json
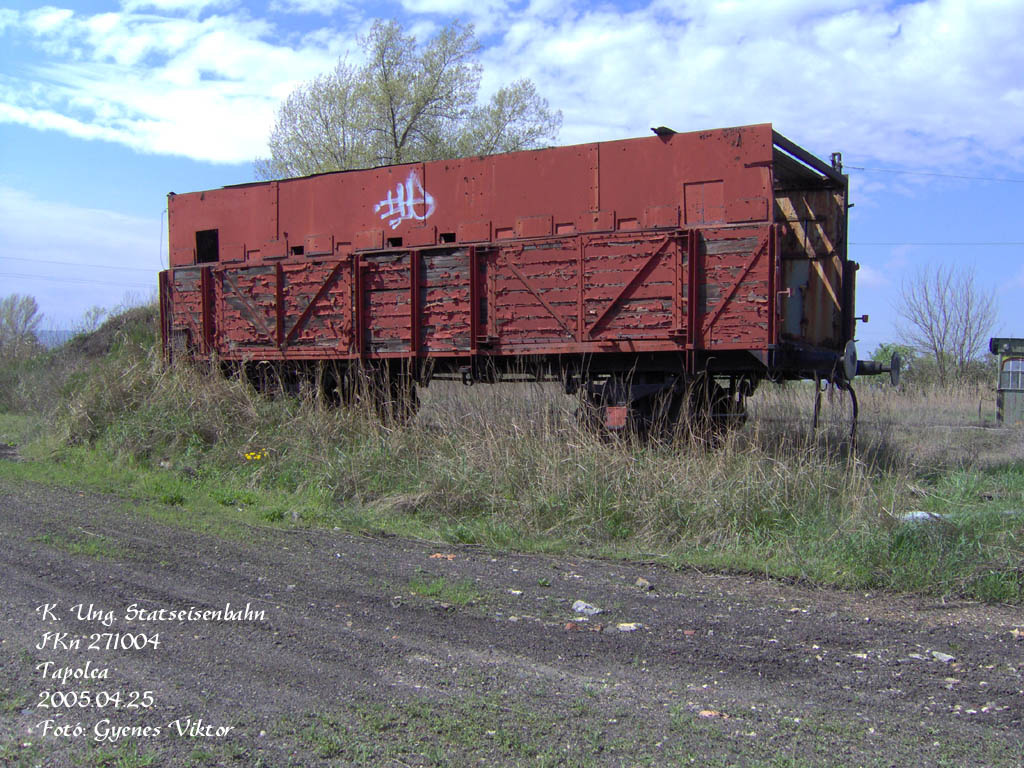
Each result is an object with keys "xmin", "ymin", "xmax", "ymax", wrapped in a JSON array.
[
  {"xmin": 399, "ymin": 0, "xmax": 510, "ymax": 17},
  {"xmin": 120, "ymin": 0, "xmax": 237, "ymax": 14},
  {"xmin": 23, "ymin": 6, "xmax": 74, "ymax": 34},
  {"xmin": 0, "ymin": 9, "xmax": 348, "ymax": 163},
  {"xmin": 1, "ymin": 0, "xmax": 1023, "ymax": 176},
  {"xmin": 0, "ymin": 186, "xmax": 161, "ymax": 326},
  {"xmin": 482, "ymin": 0, "xmax": 1024, "ymax": 173},
  {"xmin": 0, "ymin": 9, "xmax": 17, "ymax": 32},
  {"xmin": 0, "ymin": 101, "xmax": 127, "ymax": 144},
  {"xmin": 269, "ymin": 0, "xmax": 351, "ymax": 14},
  {"xmin": 0, "ymin": 186, "xmax": 159, "ymax": 267},
  {"xmin": 854, "ymin": 264, "xmax": 888, "ymax": 289}
]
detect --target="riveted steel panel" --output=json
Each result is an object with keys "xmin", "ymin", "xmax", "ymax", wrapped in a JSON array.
[{"xmin": 160, "ymin": 124, "xmax": 853, "ymax": 380}]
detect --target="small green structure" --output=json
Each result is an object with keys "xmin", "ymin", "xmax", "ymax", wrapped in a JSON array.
[{"xmin": 989, "ymin": 337, "xmax": 1024, "ymax": 425}]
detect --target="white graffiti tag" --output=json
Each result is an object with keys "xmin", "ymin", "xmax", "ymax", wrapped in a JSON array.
[{"xmin": 374, "ymin": 171, "xmax": 436, "ymax": 230}]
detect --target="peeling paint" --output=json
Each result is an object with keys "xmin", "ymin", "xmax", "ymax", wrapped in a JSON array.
[{"xmin": 160, "ymin": 124, "xmax": 854, "ymax": 384}]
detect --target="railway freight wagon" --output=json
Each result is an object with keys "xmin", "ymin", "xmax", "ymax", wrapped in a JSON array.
[{"xmin": 159, "ymin": 123, "xmax": 892, "ymax": 430}]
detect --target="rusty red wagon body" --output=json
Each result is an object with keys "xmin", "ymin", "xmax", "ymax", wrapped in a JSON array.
[{"xmin": 159, "ymin": 123, "xmax": 879, "ymax": 427}]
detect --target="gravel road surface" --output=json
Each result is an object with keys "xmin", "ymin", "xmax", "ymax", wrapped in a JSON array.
[{"xmin": 1, "ymin": 478, "xmax": 1022, "ymax": 766}]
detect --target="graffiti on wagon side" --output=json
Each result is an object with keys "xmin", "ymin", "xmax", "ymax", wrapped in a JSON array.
[{"xmin": 374, "ymin": 170, "xmax": 436, "ymax": 230}]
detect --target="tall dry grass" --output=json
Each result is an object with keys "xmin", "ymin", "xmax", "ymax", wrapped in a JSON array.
[
  {"xmin": 5, "ymin": 304, "xmax": 1020, "ymax": 600},
  {"xmin": 55, "ymin": 356, "xmax": 899, "ymax": 549}
]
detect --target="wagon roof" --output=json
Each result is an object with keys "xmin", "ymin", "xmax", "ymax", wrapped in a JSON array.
[{"xmin": 170, "ymin": 122, "xmax": 840, "ymax": 198}]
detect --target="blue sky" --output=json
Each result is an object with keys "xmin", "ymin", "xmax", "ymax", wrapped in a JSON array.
[{"xmin": 0, "ymin": 0, "xmax": 1021, "ymax": 356}]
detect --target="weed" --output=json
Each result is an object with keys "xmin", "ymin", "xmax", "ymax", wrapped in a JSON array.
[
  {"xmin": 0, "ymin": 740, "xmax": 47, "ymax": 768},
  {"xmin": 186, "ymin": 747, "xmax": 216, "ymax": 766},
  {"xmin": 33, "ymin": 532, "xmax": 130, "ymax": 561},
  {"xmin": 408, "ymin": 576, "xmax": 481, "ymax": 605},
  {"xmin": 0, "ymin": 688, "xmax": 29, "ymax": 713},
  {"xmin": 2, "ymin": 305, "xmax": 1023, "ymax": 603},
  {"xmin": 83, "ymin": 740, "xmax": 158, "ymax": 768},
  {"xmin": 299, "ymin": 714, "xmax": 346, "ymax": 758}
]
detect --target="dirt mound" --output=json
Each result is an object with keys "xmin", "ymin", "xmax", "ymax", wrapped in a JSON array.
[
  {"xmin": 2, "ymin": 478, "xmax": 1022, "ymax": 766},
  {"xmin": 65, "ymin": 304, "xmax": 159, "ymax": 358}
]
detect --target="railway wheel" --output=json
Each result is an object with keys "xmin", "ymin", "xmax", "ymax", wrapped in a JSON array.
[
  {"xmin": 380, "ymin": 372, "xmax": 419, "ymax": 424},
  {"xmin": 320, "ymin": 364, "xmax": 418, "ymax": 424},
  {"xmin": 684, "ymin": 376, "xmax": 746, "ymax": 441},
  {"xmin": 577, "ymin": 374, "xmax": 685, "ymax": 440},
  {"xmin": 576, "ymin": 391, "xmax": 606, "ymax": 433},
  {"xmin": 356, "ymin": 364, "xmax": 419, "ymax": 425}
]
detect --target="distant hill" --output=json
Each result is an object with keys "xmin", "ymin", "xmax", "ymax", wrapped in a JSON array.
[{"xmin": 37, "ymin": 330, "xmax": 76, "ymax": 348}]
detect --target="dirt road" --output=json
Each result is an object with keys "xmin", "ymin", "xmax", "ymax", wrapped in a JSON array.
[{"xmin": 1, "ymin": 477, "xmax": 1022, "ymax": 767}]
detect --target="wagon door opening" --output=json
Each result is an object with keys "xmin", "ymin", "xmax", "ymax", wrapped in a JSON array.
[
  {"xmin": 991, "ymin": 338, "xmax": 1024, "ymax": 425},
  {"xmin": 772, "ymin": 134, "xmax": 851, "ymax": 364},
  {"xmin": 196, "ymin": 229, "xmax": 219, "ymax": 264}
]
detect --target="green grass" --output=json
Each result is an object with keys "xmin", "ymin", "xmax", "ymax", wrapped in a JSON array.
[
  {"xmin": 408, "ymin": 576, "xmax": 482, "ymax": 605},
  {"xmin": 283, "ymin": 694, "xmax": 578, "ymax": 766},
  {"xmin": 0, "ymin": 741, "xmax": 47, "ymax": 768},
  {"xmin": 0, "ymin": 412, "xmax": 40, "ymax": 445},
  {"xmin": 80, "ymin": 741, "xmax": 159, "ymax": 768},
  {"xmin": 267, "ymin": 688, "xmax": 1024, "ymax": 768},
  {"xmin": 0, "ymin": 443, "xmax": 325, "ymax": 542},
  {"xmin": 3, "ymin": 404, "xmax": 1021, "ymax": 603},
  {"xmin": 33, "ymin": 531, "xmax": 131, "ymax": 561},
  {"xmin": 0, "ymin": 686, "xmax": 29, "ymax": 714},
  {"xmin": 1, "ymin": 305, "xmax": 1023, "ymax": 604},
  {"xmin": 0, "ymin": 739, "xmax": 160, "ymax": 768}
]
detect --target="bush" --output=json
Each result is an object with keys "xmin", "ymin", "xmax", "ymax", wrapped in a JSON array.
[{"xmin": 3, "ymin": 304, "xmax": 1021, "ymax": 602}]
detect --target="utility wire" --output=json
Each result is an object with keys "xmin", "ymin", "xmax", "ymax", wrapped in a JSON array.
[
  {"xmin": 847, "ymin": 165, "xmax": 1024, "ymax": 183},
  {"xmin": 0, "ymin": 255, "xmax": 158, "ymax": 272},
  {"xmin": 851, "ymin": 241, "xmax": 1024, "ymax": 246},
  {"xmin": 0, "ymin": 274, "xmax": 153, "ymax": 290}
]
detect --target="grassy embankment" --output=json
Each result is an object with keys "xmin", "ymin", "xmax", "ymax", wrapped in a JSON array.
[{"xmin": 1, "ymin": 304, "xmax": 1021, "ymax": 602}]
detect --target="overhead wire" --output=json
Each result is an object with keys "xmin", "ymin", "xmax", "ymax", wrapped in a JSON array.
[
  {"xmin": 851, "ymin": 241, "xmax": 1024, "ymax": 246},
  {"xmin": 0, "ymin": 272, "xmax": 155, "ymax": 289},
  {"xmin": 0, "ymin": 255, "xmax": 158, "ymax": 272},
  {"xmin": 846, "ymin": 165, "xmax": 1024, "ymax": 183},
  {"xmin": 845, "ymin": 163, "xmax": 1024, "ymax": 247},
  {"xmin": 5, "ymin": 166, "xmax": 1020, "ymax": 284}
]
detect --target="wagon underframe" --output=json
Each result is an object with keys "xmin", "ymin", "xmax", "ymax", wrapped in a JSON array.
[{"xmin": 159, "ymin": 123, "xmax": 891, "ymax": 431}]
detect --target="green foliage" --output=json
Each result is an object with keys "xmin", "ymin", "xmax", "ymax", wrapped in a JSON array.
[
  {"xmin": 408, "ymin": 576, "xmax": 481, "ymax": 605},
  {"xmin": 870, "ymin": 342, "xmax": 913, "ymax": 367},
  {"xmin": 894, "ymin": 264, "xmax": 998, "ymax": 387},
  {"xmin": 256, "ymin": 19, "xmax": 562, "ymax": 178},
  {"xmin": 34, "ymin": 532, "xmax": 131, "ymax": 560},
  {"xmin": 870, "ymin": 341, "xmax": 996, "ymax": 390},
  {"xmin": 77, "ymin": 305, "xmax": 109, "ymax": 334},
  {"xmin": 2, "ymin": 304, "xmax": 1023, "ymax": 604},
  {"xmin": 0, "ymin": 293, "xmax": 42, "ymax": 361}
]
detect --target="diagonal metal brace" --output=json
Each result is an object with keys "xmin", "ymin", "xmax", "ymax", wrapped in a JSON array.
[
  {"xmin": 702, "ymin": 234, "xmax": 769, "ymax": 335},
  {"xmin": 222, "ymin": 270, "xmax": 277, "ymax": 344},
  {"xmin": 284, "ymin": 261, "xmax": 346, "ymax": 345},
  {"xmin": 502, "ymin": 251, "xmax": 574, "ymax": 338},
  {"xmin": 586, "ymin": 235, "xmax": 674, "ymax": 338}
]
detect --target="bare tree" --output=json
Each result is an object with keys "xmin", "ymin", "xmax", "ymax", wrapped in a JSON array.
[
  {"xmin": 255, "ymin": 20, "xmax": 562, "ymax": 179},
  {"xmin": 257, "ymin": 61, "xmax": 372, "ymax": 177},
  {"xmin": 0, "ymin": 294, "xmax": 43, "ymax": 360},
  {"xmin": 895, "ymin": 264, "xmax": 997, "ymax": 386},
  {"xmin": 77, "ymin": 305, "xmax": 109, "ymax": 334}
]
